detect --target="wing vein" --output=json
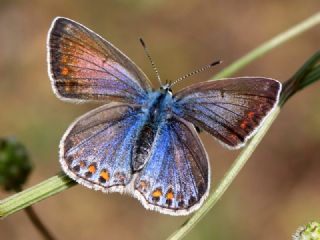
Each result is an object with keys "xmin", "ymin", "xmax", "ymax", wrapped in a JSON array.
[
  {"xmin": 53, "ymin": 31, "xmax": 145, "ymax": 94},
  {"xmin": 172, "ymin": 123, "xmax": 206, "ymax": 181},
  {"xmin": 52, "ymin": 53, "xmax": 144, "ymax": 97},
  {"xmin": 171, "ymin": 124, "xmax": 198, "ymax": 194}
]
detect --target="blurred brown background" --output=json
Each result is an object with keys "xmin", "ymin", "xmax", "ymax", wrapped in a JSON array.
[{"xmin": 0, "ymin": 1, "xmax": 319, "ymax": 239}]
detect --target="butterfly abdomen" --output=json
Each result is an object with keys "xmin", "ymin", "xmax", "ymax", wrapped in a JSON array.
[
  {"xmin": 132, "ymin": 91, "xmax": 173, "ymax": 171},
  {"xmin": 132, "ymin": 123, "xmax": 157, "ymax": 171}
]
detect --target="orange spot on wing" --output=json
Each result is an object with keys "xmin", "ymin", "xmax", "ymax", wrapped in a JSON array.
[
  {"xmin": 100, "ymin": 170, "xmax": 109, "ymax": 181},
  {"xmin": 166, "ymin": 190, "xmax": 174, "ymax": 200},
  {"xmin": 61, "ymin": 67, "xmax": 69, "ymax": 76},
  {"xmin": 240, "ymin": 120, "xmax": 248, "ymax": 129},
  {"xmin": 152, "ymin": 189, "xmax": 162, "ymax": 198},
  {"xmin": 247, "ymin": 111, "xmax": 255, "ymax": 119},
  {"xmin": 88, "ymin": 164, "xmax": 96, "ymax": 174}
]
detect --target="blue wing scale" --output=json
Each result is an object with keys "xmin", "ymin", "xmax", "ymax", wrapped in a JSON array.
[
  {"xmin": 60, "ymin": 103, "xmax": 146, "ymax": 191},
  {"xmin": 134, "ymin": 117, "xmax": 209, "ymax": 215}
]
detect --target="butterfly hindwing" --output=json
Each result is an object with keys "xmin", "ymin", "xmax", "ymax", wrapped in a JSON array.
[
  {"xmin": 173, "ymin": 77, "xmax": 281, "ymax": 148},
  {"xmin": 47, "ymin": 17, "xmax": 151, "ymax": 104},
  {"xmin": 134, "ymin": 116, "xmax": 209, "ymax": 216},
  {"xmin": 60, "ymin": 103, "xmax": 147, "ymax": 192}
]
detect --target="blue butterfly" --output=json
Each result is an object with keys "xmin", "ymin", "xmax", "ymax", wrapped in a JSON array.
[{"xmin": 47, "ymin": 17, "xmax": 281, "ymax": 215}]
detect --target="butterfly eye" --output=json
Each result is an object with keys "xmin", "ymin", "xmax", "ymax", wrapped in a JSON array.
[
  {"xmin": 159, "ymin": 85, "xmax": 172, "ymax": 94},
  {"xmin": 160, "ymin": 85, "xmax": 172, "ymax": 94}
]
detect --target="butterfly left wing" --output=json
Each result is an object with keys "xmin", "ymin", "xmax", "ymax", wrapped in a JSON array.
[
  {"xmin": 47, "ymin": 17, "xmax": 152, "ymax": 104},
  {"xmin": 60, "ymin": 102, "xmax": 146, "ymax": 192},
  {"xmin": 172, "ymin": 77, "xmax": 281, "ymax": 148},
  {"xmin": 133, "ymin": 116, "xmax": 209, "ymax": 216}
]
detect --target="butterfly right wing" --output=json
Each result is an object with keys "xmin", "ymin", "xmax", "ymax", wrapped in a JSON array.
[
  {"xmin": 48, "ymin": 17, "xmax": 152, "ymax": 104},
  {"xmin": 133, "ymin": 116, "xmax": 209, "ymax": 216},
  {"xmin": 60, "ymin": 103, "xmax": 147, "ymax": 192},
  {"xmin": 173, "ymin": 77, "xmax": 281, "ymax": 148}
]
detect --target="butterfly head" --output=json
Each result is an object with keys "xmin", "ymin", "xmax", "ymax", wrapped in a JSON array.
[{"xmin": 159, "ymin": 83, "xmax": 173, "ymax": 95}]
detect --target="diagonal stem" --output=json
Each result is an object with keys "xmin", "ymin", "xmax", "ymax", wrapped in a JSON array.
[
  {"xmin": 214, "ymin": 12, "xmax": 320, "ymax": 79},
  {"xmin": 0, "ymin": 172, "xmax": 75, "ymax": 218}
]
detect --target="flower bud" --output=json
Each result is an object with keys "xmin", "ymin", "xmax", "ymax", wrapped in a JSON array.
[{"xmin": 0, "ymin": 137, "xmax": 32, "ymax": 191}]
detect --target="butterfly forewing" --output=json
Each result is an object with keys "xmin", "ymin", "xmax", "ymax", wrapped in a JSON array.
[
  {"xmin": 173, "ymin": 77, "xmax": 281, "ymax": 148},
  {"xmin": 60, "ymin": 103, "xmax": 146, "ymax": 192},
  {"xmin": 134, "ymin": 116, "xmax": 209, "ymax": 215},
  {"xmin": 48, "ymin": 17, "xmax": 151, "ymax": 103}
]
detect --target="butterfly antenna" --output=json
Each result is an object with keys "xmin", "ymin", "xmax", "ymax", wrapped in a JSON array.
[
  {"xmin": 170, "ymin": 60, "xmax": 222, "ymax": 87},
  {"xmin": 139, "ymin": 38, "xmax": 162, "ymax": 85}
]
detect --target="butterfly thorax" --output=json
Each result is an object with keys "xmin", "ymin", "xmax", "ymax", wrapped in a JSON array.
[
  {"xmin": 147, "ymin": 87, "xmax": 173, "ymax": 120},
  {"xmin": 132, "ymin": 89, "xmax": 173, "ymax": 172}
]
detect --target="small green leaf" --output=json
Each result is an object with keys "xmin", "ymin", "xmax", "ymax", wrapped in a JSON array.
[{"xmin": 281, "ymin": 50, "xmax": 320, "ymax": 105}]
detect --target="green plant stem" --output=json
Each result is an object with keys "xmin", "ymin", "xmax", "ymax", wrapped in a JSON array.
[
  {"xmin": 0, "ymin": 11, "xmax": 319, "ymax": 223},
  {"xmin": 214, "ymin": 12, "xmax": 320, "ymax": 79},
  {"xmin": 0, "ymin": 172, "xmax": 75, "ymax": 218}
]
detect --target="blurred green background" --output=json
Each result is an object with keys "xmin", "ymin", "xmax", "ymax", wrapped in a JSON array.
[{"xmin": 0, "ymin": 1, "xmax": 319, "ymax": 239}]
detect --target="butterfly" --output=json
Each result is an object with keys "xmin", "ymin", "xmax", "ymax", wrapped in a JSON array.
[{"xmin": 47, "ymin": 17, "xmax": 282, "ymax": 216}]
